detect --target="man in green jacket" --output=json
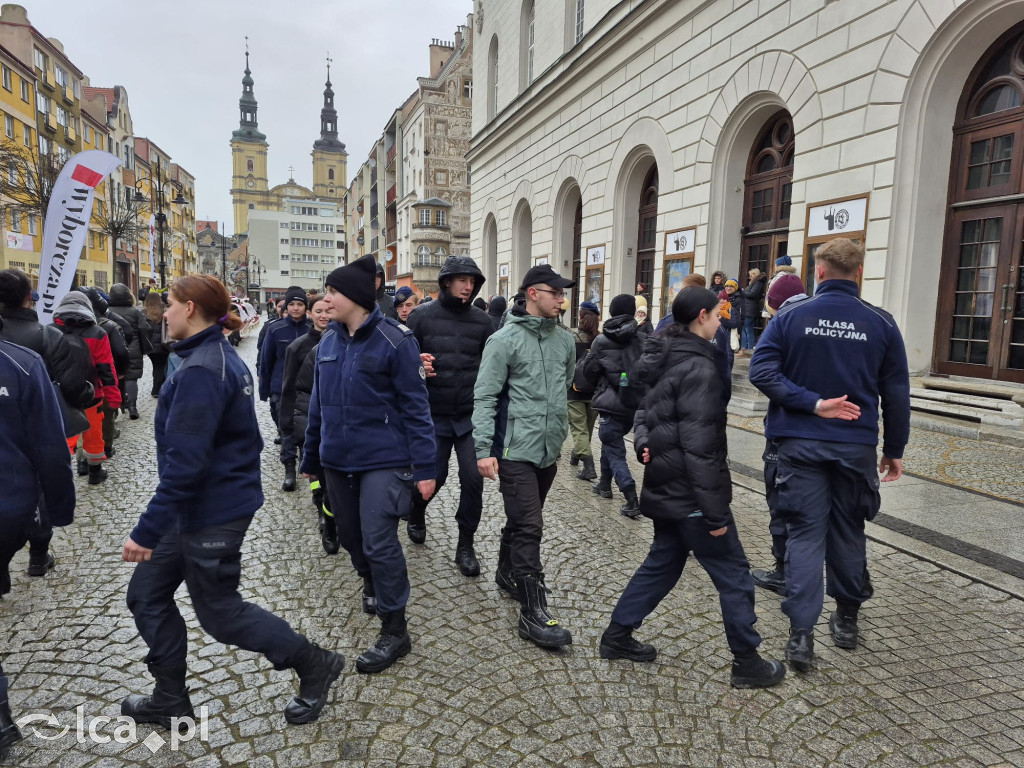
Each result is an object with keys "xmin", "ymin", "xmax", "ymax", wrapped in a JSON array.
[{"xmin": 474, "ymin": 264, "xmax": 576, "ymax": 648}]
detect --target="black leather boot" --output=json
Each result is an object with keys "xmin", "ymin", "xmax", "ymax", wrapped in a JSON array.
[
  {"xmin": 88, "ymin": 463, "xmax": 108, "ymax": 485},
  {"xmin": 27, "ymin": 549, "xmax": 55, "ymax": 577},
  {"xmin": 592, "ymin": 474, "xmax": 613, "ymax": 499},
  {"xmin": 494, "ymin": 527, "xmax": 517, "ymax": 597},
  {"xmin": 282, "ymin": 461, "xmax": 297, "ymax": 492},
  {"xmin": 128, "ymin": 398, "xmax": 139, "ymax": 420},
  {"xmin": 0, "ymin": 672, "xmax": 23, "ymax": 756},
  {"xmin": 320, "ymin": 510, "xmax": 339, "ymax": 555},
  {"xmin": 104, "ymin": 444, "xmax": 116, "ymax": 460},
  {"xmin": 785, "ymin": 628, "xmax": 814, "ymax": 672},
  {"xmin": 619, "ymin": 485, "xmax": 641, "ymax": 518},
  {"xmin": 283, "ymin": 642, "xmax": 345, "ymax": 724},
  {"xmin": 517, "ymin": 573, "xmax": 572, "ymax": 648},
  {"xmin": 576, "ymin": 455, "xmax": 597, "ymax": 481},
  {"xmin": 751, "ymin": 559, "xmax": 787, "ymax": 595},
  {"xmin": 406, "ymin": 507, "xmax": 426, "ymax": 544},
  {"xmin": 121, "ymin": 664, "xmax": 194, "ymax": 730},
  {"xmin": 569, "ymin": 451, "xmax": 579, "ymax": 466},
  {"xmin": 454, "ymin": 529, "xmax": 480, "ymax": 577},
  {"xmin": 361, "ymin": 575, "xmax": 377, "ymax": 615},
  {"xmin": 731, "ymin": 652, "xmax": 786, "ymax": 689},
  {"xmin": 356, "ymin": 610, "xmax": 412, "ymax": 673},
  {"xmin": 77, "ymin": 457, "xmax": 88, "ymax": 476},
  {"xmin": 829, "ymin": 602, "xmax": 859, "ymax": 649},
  {"xmin": 599, "ymin": 621, "xmax": 656, "ymax": 661}
]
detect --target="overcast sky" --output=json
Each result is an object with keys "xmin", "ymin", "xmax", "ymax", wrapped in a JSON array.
[{"xmin": 30, "ymin": 0, "xmax": 473, "ymax": 235}]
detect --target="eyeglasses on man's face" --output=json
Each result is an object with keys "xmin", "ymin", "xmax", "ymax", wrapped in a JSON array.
[{"xmin": 533, "ymin": 287, "xmax": 566, "ymax": 299}]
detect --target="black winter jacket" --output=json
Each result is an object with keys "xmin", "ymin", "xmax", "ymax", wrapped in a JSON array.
[
  {"xmin": 107, "ymin": 284, "xmax": 153, "ymax": 380},
  {"xmin": 406, "ymin": 257, "xmax": 493, "ymax": 421},
  {"xmin": 568, "ymin": 328, "xmax": 594, "ymax": 402},
  {"xmin": 576, "ymin": 315, "xmax": 644, "ymax": 418},
  {"xmin": 632, "ymin": 329, "xmax": 732, "ymax": 529},
  {"xmin": 0, "ymin": 308, "xmax": 95, "ymax": 409},
  {"xmin": 739, "ymin": 275, "xmax": 767, "ymax": 319},
  {"xmin": 278, "ymin": 327, "xmax": 321, "ymax": 445}
]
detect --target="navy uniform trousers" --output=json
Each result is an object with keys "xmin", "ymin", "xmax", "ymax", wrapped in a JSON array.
[
  {"xmin": 126, "ymin": 516, "xmax": 306, "ymax": 669},
  {"xmin": 324, "ymin": 467, "xmax": 414, "ymax": 613},
  {"xmin": 609, "ymin": 516, "xmax": 762, "ymax": 656},
  {"xmin": 774, "ymin": 438, "xmax": 880, "ymax": 630}
]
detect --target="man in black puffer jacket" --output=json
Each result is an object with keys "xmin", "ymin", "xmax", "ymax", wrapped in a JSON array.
[
  {"xmin": 77, "ymin": 287, "xmax": 129, "ymax": 459},
  {"xmin": 106, "ymin": 283, "xmax": 152, "ymax": 419},
  {"xmin": 406, "ymin": 256, "xmax": 493, "ymax": 576},
  {"xmin": 576, "ymin": 294, "xmax": 645, "ymax": 517}
]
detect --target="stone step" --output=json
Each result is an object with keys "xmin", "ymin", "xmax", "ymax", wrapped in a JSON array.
[
  {"xmin": 727, "ymin": 394, "xmax": 768, "ymax": 416},
  {"xmin": 909, "ymin": 388, "xmax": 1023, "ymax": 428},
  {"xmin": 919, "ymin": 377, "xmax": 1024, "ymax": 406}
]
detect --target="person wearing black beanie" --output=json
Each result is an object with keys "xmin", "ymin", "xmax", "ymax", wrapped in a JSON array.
[
  {"xmin": 575, "ymin": 293, "xmax": 645, "ymax": 517},
  {"xmin": 598, "ymin": 284, "xmax": 786, "ymax": 690},
  {"xmin": 302, "ymin": 252, "xmax": 437, "ymax": 674}
]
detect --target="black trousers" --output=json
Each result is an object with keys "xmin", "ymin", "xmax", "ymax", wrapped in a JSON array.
[
  {"xmin": 149, "ymin": 353, "xmax": 169, "ymax": 396},
  {"xmin": 497, "ymin": 460, "xmax": 557, "ymax": 576},
  {"xmin": 0, "ymin": 519, "xmax": 28, "ymax": 585},
  {"xmin": 409, "ymin": 429, "xmax": 483, "ymax": 534},
  {"xmin": 762, "ymin": 438, "xmax": 787, "ymax": 561},
  {"xmin": 126, "ymin": 516, "xmax": 306, "ymax": 670}
]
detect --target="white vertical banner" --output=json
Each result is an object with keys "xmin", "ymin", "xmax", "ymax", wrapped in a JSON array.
[
  {"xmin": 147, "ymin": 214, "xmax": 156, "ymax": 276},
  {"xmin": 36, "ymin": 150, "xmax": 121, "ymax": 324}
]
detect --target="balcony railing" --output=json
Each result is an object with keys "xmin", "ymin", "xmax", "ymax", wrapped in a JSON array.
[
  {"xmin": 414, "ymin": 254, "xmax": 446, "ymax": 268},
  {"xmin": 386, "ymin": 144, "xmax": 396, "ymax": 166},
  {"xmin": 386, "ymin": 184, "xmax": 396, "ymax": 205}
]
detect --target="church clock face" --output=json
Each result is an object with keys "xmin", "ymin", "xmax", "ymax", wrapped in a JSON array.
[{"xmin": 246, "ymin": 180, "xmax": 255, "ymax": 188}]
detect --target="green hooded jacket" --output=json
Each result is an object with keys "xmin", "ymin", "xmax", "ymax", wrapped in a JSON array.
[{"xmin": 473, "ymin": 305, "xmax": 575, "ymax": 468}]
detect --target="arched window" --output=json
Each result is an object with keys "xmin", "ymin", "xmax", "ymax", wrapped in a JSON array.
[
  {"xmin": 488, "ymin": 35, "xmax": 499, "ymax": 121},
  {"xmin": 246, "ymin": 159, "xmax": 254, "ymax": 172},
  {"xmin": 741, "ymin": 110, "xmax": 794, "ymax": 278},
  {"xmin": 936, "ymin": 26, "xmax": 1024, "ymax": 381},
  {"xmin": 635, "ymin": 166, "xmax": 657, "ymax": 302},
  {"xmin": 328, "ymin": 168, "xmax": 335, "ymax": 181}
]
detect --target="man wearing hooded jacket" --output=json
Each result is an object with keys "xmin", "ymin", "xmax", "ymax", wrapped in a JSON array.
[
  {"xmin": 375, "ymin": 262, "xmax": 398, "ymax": 320},
  {"xmin": 405, "ymin": 256, "xmax": 493, "ymax": 575}
]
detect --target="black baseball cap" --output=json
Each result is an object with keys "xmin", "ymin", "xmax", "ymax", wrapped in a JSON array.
[{"xmin": 520, "ymin": 264, "xmax": 576, "ymax": 291}]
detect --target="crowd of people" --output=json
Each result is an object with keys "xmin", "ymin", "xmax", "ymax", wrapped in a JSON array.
[{"xmin": 0, "ymin": 237, "xmax": 910, "ymax": 751}]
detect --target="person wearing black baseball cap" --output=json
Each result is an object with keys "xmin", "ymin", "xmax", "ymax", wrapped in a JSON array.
[
  {"xmin": 473, "ymin": 263, "xmax": 577, "ymax": 649},
  {"xmin": 301, "ymin": 254, "xmax": 437, "ymax": 673}
]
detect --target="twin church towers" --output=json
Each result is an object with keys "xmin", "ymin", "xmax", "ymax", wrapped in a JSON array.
[{"xmin": 229, "ymin": 48, "xmax": 348, "ymax": 235}]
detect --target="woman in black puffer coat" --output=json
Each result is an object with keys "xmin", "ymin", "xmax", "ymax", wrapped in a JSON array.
[
  {"xmin": 143, "ymin": 291, "xmax": 170, "ymax": 397},
  {"xmin": 597, "ymin": 286, "xmax": 785, "ymax": 691},
  {"xmin": 106, "ymin": 283, "xmax": 152, "ymax": 418}
]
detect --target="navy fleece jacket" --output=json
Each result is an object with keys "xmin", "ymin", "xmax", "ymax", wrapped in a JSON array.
[{"xmin": 748, "ymin": 279, "xmax": 911, "ymax": 459}]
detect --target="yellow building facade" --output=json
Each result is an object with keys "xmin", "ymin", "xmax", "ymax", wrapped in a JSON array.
[{"xmin": 0, "ymin": 41, "xmax": 40, "ymax": 279}]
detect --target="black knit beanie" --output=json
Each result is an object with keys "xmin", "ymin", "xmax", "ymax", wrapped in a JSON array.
[
  {"xmin": 672, "ymin": 286, "xmax": 719, "ymax": 324},
  {"xmin": 325, "ymin": 255, "xmax": 378, "ymax": 311},
  {"xmin": 283, "ymin": 286, "xmax": 308, "ymax": 309},
  {"xmin": 609, "ymin": 293, "xmax": 636, "ymax": 318}
]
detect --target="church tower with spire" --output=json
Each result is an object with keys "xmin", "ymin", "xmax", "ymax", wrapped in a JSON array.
[
  {"xmin": 311, "ymin": 56, "xmax": 347, "ymax": 201},
  {"xmin": 230, "ymin": 44, "xmax": 270, "ymax": 235}
]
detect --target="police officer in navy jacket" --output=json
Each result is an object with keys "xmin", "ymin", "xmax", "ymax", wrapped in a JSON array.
[
  {"xmin": 302, "ymin": 255, "xmax": 436, "ymax": 675},
  {"xmin": 748, "ymin": 237, "xmax": 910, "ymax": 672}
]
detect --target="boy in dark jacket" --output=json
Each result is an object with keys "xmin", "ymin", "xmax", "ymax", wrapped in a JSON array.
[
  {"xmin": 577, "ymin": 294, "xmax": 645, "ymax": 517},
  {"xmin": 405, "ymin": 256, "xmax": 493, "ymax": 576},
  {"xmin": 106, "ymin": 282, "xmax": 152, "ymax": 418},
  {"xmin": 599, "ymin": 287, "xmax": 785, "ymax": 690}
]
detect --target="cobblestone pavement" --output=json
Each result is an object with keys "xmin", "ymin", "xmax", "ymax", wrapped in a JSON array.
[{"xmin": 3, "ymin": 336, "xmax": 1024, "ymax": 767}]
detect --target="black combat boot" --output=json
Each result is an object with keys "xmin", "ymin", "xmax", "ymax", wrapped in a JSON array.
[
  {"xmin": 104, "ymin": 444, "xmax": 116, "ymax": 459},
  {"xmin": 829, "ymin": 601, "xmax": 859, "ymax": 649},
  {"xmin": 27, "ymin": 548, "xmax": 55, "ymax": 577},
  {"xmin": 730, "ymin": 652, "xmax": 787, "ymax": 689},
  {"xmin": 361, "ymin": 575, "xmax": 377, "ymax": 615},
  {"xmin": 785, "ymin": 628, "xmax": 814, "ymax": 672},
  {"xmin": 454, "ymin": 528, "xmax": 480, "ymax": 577},
  {"xmin": 569, "ymin": 451, "xmax": 579, "ymax": 466},
  {"xmin": 88, "ymin": 463, "xmax": 108, "ymax": 485},
  {"xmin": 599, "ymin": 621, "xmax": 656, "ymax": 662},
  {"xmin": 619, "ymin": 485, "xmax": 641, "ymax": 518},
  {"xmin": 127, "ymin": 398, "xmax": 139, "ymax": 420},
  {"xmin": 494, "ymin": 527, "xmax": 517, "ymax": 597},
  {"xmin": 592, "ymin": 474, "xmax": 613, "ymax": 499},
  {"xmin": 283, "ymin": 641, "xmax": 345, "ymax": 724},
  {"xmin": 282, "ymin": 461, "xmax": 297, "ymax": 492},
  {"xmin": 751, "ymin": 559, "xmax": 787, "ymax": 595},
  {"xmin": 517, "ymin": 573, "xmax": 572, "ymax": 648},
  {"xmin": 77, "ymin": 457, "xmax": 88, "ymax": 476},
  {"xmin": 576, "ymin": 455, "xmax": 597, "ymax": 481},
  {"xmin": 121, "ymin": 664, "xmax": 194, "ymax": 730},
  {"xmin": 406, "ymin": 507, "xmax": 426, "ymax": 544},
  {"xmin": 320, "ymin": 510, "xmax": 339, "ymax": 555},
  {"xmin": 356, "ymin": 610, "xmax": 412, "ymax": 673},
  {"xmin": 0, "ymin": 672, "xmax": 23, "ymax": 756}
]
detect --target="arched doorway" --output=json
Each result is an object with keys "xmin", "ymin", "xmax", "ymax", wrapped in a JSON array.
[
  {"xmin": 740, "ymin": 110, "xmax": 793, "ymax": 335},
  {"xmin": 571, "ymin": 199, "xmax": 583, "ymax": 327},
  {"xmin": 512, "ymin": 200, "xmax": 533, "ymax": 291},
  {"xmin": 935, "ymin": 26, "xmax": 1024, "ymax": 383},
  {"xmin": 635, "ymin": 166, "xmax": 657, "ymax": 306}
]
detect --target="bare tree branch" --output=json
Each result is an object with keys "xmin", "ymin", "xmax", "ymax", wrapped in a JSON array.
[{"xmin": 0, "ymin": 138, "xmax": 64, "ymax": 224}]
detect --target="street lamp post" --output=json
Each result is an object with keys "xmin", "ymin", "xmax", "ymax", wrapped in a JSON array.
[
  {"xmin": 250, "ymin": 257, "xmax": 267, "ymax": 307},
  {"xmin": 133, "ymin": 162, "xmax": 188, "ymax": 289}
]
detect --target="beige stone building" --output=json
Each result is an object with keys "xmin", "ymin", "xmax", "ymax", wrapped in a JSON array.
[{"xmin": 469, "ymin": 0, "xmax": 1024, "ymax": 386}]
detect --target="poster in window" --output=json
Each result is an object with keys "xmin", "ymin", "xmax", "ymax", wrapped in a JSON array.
[
  {"xmin": 585, "ymin": 267, "xmax": 604, "ymax": 314},
  {"xmin": 661, "ymin": 257, "xmax": 693, "ymax": 316}
]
